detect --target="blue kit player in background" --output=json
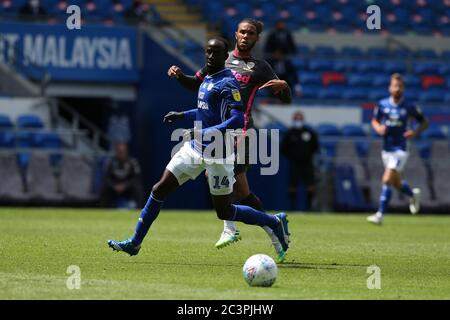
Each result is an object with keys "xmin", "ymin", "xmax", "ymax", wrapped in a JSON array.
[
  {"xmin": 367, "ymin": 73, "xmax": 428, "ymax": 225},
  {"xmin": 107, "ymin": 38, "xmax": 290, "ymax": 261}
]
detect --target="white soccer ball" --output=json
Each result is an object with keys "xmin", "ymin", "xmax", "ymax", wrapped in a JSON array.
[{"xmin": 242, "ymin": 254, "xmax": 277, "ymax": 287}]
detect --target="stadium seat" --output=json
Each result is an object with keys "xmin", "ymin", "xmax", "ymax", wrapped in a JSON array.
[
  {"xmin": 299, "ymin": 85, "xmax": 321, "ymax": 99},
  {"xmin": 414, "ymin": 48, "xmax": 439, "ymax": 59},
  {"xmin": 372, "ymin": 75, "xmax": 391, "ymax": 87},
  {"xmin": 308, "ymin": 59, "xmax": 334, "ymax": 72},
  {"xmin": 347, "ymin": 73, "xmax": 373, "ymax": 87},
  {"xmin": 341, "ymin": 88, "xmax": 368, "ymax": 101},
  {"xmin": 341, "ymin": 124, "xmax": 366, "ymax": 137},
  {"xmin": 16, "ymin": 115, "xmax": 44, "ymax": 129},
  {"xmin": 383, "ymin": 61, "xmax": 407, "ymax": 74},
  {"xmin": 322, "ymin": 72, "xmax": 346, "ymax": 86},
  {"xmin": 340, "ymin": 46, "xmax": 364, "ymax": 58},
  {"xmin": 355, "ymin": 61, "xmax": 383, "ymax": 73},
  {"xmin": 300, "ymin": 72, "xmax": 322, "ymax": 85},
  {"xmin": 317, "ymin": 87, "xmax": 344, "ymax": 100},
  {"xmin": 422, "ymin": 125, "xmax": 447, "ymax": 140},
  {"xmin": 334, "ymin": 164, "xmax": 368, "ymax": 211},
  {"xmin": 419, "ymin": 88, "xmax": 445, "ymax": 102},
  {"xmin": 0, "ymin": 132, "xmax": 15, "ymax": 148},
  {"xmin": 366, "ymin": 47, "xmax": 389, "ymax": 59},
  {"xmin": 313, "ymin": 46, "xmax": 336, "ymax": 57},
  {"xmin": 368, "ymin": 89, "xmax": 389, "ymax": 101},
  {"xmin": 403, "ymin": 74, "xmax": 422, "ymax": 88},
  {"xmin": 413, "ymin": 62, "xmax": 440, "ymax": 75},
  {"xmin": 317, "ymin": 123, "xmax": 342, "ymax": 136},
  {"xmin": 0, "ymin": 114, "xmax": 13, "ymax": 128}
]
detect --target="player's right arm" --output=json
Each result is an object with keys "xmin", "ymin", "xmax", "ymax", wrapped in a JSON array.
[
  {"xmin": 167, "ymin": 65, "xmax": 204, "ymax": 91},
  {"xmin": 371, "ymin": 105, "xmax": 387, "ymax": 136}
]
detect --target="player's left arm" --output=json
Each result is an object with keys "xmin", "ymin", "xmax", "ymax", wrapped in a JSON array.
[
  {"xmin": 404, "ymin": 105, "xmax": 429, "ymax": 139},
  {"xmin": 259, "ymin": 61, "xmax": 292, "ymax": 104},
  {"xmin": 163, "ymin": 109, "xmax": 197, "ymax": 123},
  {"xmin": 204, "ymin": 82, "xmax": 244, "ymax": 134}
]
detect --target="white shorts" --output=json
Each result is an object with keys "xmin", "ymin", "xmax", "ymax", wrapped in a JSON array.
[
  {"xmin": 381, "ymin": 150, "xmax": 409, "ymax": 173},
  {"xmin": 166, "ymin": 142, "xmax": 236, "ymax": 196}
]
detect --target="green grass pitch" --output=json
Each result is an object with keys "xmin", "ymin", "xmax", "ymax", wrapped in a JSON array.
[{"xmin": 0, "ymin": 208, "xmax": 449, "ymax": 299}]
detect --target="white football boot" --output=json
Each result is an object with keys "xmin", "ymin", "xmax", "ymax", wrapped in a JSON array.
[
  {"xmin": 409, "ymin": 188, "xmax": 421, "ymax": 215},
  {"xmin": 367, "ymin": 212, "xmax": 383, "ymax": 225}
]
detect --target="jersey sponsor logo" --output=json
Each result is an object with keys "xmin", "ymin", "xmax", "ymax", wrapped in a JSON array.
[
  {"xmin": 198, "ymin": 100, "xmax": 209, "ymax": 110},
  {"xmin": 232, "ymin": 89, "xmax": 241, "ymax": 102},
  {"xmin": 231, "ymin": 60, "xmax": 240, "ymax": 65},
  {"xmin": 207, "ymin": 83, "xmax": 214, "ymax": 91},
  {"xmin": 231, "ymin": 71, "xmax": 251, "ymax": 84},
  {"xmin": 198, "ymin": 91, "xmax": 205, "ymax": 99}
]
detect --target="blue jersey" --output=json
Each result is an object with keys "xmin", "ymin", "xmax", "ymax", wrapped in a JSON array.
[
  {"xmin": 373, "ymin": 97, "xmax": 425, "ymax": 152},
  {"xmin": 191, "ymin": 68, "xmax": 243, "ymax": 156}
]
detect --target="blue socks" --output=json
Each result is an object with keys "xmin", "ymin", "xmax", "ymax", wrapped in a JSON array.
[
  {"xmin": 131, "ymin": 193, "xmax": 163, "ymax": 246},
  {"xmin": 231, "ymin": 205, "xmax": 279, "ymax": 229},
  {"xmin": 378, "ymin": 184, "xmax": 392, "ymax": 214},
  {"xmin": 400, "ymin": 180, "xmax": 414, "ymax": 197}
]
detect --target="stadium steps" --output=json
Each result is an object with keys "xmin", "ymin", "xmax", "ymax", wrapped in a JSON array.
[{"xmin": 145, "ymin": 0, "xmax": 205, "ymax": 28}]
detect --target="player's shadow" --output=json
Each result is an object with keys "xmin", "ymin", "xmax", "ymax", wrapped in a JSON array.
[{"xmin": 278, "ymin": 262, "xmax": 368, "ymax": 270}]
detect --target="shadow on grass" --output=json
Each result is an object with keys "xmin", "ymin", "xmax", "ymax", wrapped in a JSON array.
[{"xmin": 127, "ymin": 260, "xmax": 367, "ymax": 270}]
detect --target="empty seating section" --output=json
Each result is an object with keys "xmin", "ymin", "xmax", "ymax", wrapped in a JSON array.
[
  {"xmin": 0, "ymin": 113, "xmax": 97, "ymax": 205},
  {"xmin": 289, "ymin": 44, "xmax": 450, "ymax": 102},
  {"xmin": 197, "ymin": 0, "xmax": 450, "ymax": 36},
  {"xmin": 292, "ymin": 122, "xmax": 450, "ymax": 211}
]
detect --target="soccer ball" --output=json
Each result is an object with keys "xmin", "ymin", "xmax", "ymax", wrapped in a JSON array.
[{"xmin": 242, "ymin": 254, "xmax": 277, "ymax": 287}]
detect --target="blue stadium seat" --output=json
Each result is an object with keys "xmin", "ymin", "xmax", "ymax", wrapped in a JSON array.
[
  {"xmin": 415, "ymin": 141, "xmax": 431, "ymax": 160},
  {"xmin": 334, "ymin": 164, "xmax": 368, "ymax": 211},
  {"xmin": 419, "ymin": 89, "xmax": 445, "ymax": 102},
  {"xmin": 332, "ymin": 60, "xmax": 351, "ymax": 72},
  {"xmin": 404, "ymin": 90, "xmax": 419, "ymax": 101},
  {"xmin": 355, "ymin": 141, "xmax": 369, "ymax": 158},
  {"xmin": 444, "ymin": 92, "xmax": 450, "ymax": 103},
  {"xmin": 313, "ymin": 46, "xmax": 336, "ymax": 57},
  {"xmin": 0, "ymin": 132, "xmax": 15, "ymax": 148},
  {"xmin": 317, "ymin": 123, "xmax": 342, "ymax": 136},
  {"xmin": 413, "ymin": 62, "xmax": 440, "ymax": 75},
  {"xmin": 369, "ymin": 89, "xmax": 388, "ymax": 101},
  {"xmin": 403, "ymin": 74, "xmax": 421, "ymax": 88},
  {"xmin": 439, "ymin": 64, "xmax": 450, "ymax": 75},
  {"xmin": 308, "ymin": 59, "xmax": 334, "ymax": 72},
  {"xmin": 366, "ymin": 47, "xmax": 389, "ymax": 59},
  {"xmin": 390, "ymin": 48, "xmax": 412, "ymax": 59},
  {"xmin": 317, "ymin": 87, "xmax": 344, "ymax": 100},
  {"xmin": 340, "ymin": 46, "xmax": 364, "ymax": 58},
  {"xmin": 355, "ymin": 61, "xmax": 383, "ymax": 73},
  {"xmin": 299, "ymin": 72, "xmax": 322, "ymax": 85},
  {"xmin": 422, "ymin": 125, "xmax": 447, "ymax": 140},
  {"xmin": 291, "ymin": 57, "xmax": 307, "ymax": 70},
  {"xmin": 342, "ymin": 124, "xmax": 366, "ymax": 137},
  {"xmin": 414, "ymin": 49, "xmax": 439, "ymax": 59},
  {"xmin": 347, "ymin": 74, "xmax": 373, "ymax": 87},
  {"xmin": 296, "ymin": 45, "xmax": 311, "ymax": 56},
  {"xmin": 319, "ymin": 140, "xmax": 337, "ymax": 158},
  {"xmin": 0, "ymin": 114, "xmax": 13, "ymax": 128},
  {"xmin": 372, "ymin": 75, "xmax": 391, "ymax": 87},
  {"xmin": 383, "ymin": 61, "xmax": 407, "ymax": 74},
  {"xmin": 342, "ymin": 88, "xmax": 368, "ymax": 101},
  {"xmin": 16, "ymin": 114, "xmax": 44, "ymax": 129},
  {"xmin": 300, "ymin": 85, "xmax": 321, "ymax": 99}
]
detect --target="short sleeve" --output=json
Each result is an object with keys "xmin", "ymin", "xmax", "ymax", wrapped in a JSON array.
[
  {"xmin": 195, "ymin": 66, "xmax": 207, "ymax": 81},
  {"xmin": 373, "ymin": 104, "xmax": 383, "ymax": 122},
  {"xmin": 220, "ymin": 80, "xmax": 244, "ymax": 111},
  {"xmin": 409, "ymin": 104, "xmax": 425, "ymax": 123},
  {"xmin": 260, "ymin": 60, "xmax": 280, "ymax": 84}
]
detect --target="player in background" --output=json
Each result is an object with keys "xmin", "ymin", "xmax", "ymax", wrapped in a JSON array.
[
  {"xmin": 167, "ymin": 18, "xmax": 292, "ymax": 257},
  {"xmin": 367, "ymin": 73, "xmax": 428, "ymax": 225},
  {"xmin": 107, "ymin": 38, "xmax": 290, "ymax": 261}
]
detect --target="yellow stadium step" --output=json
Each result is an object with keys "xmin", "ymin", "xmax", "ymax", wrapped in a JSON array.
[{"xmin": 144, "ymin": 0, "xmax": 203, "ymax": 27}]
